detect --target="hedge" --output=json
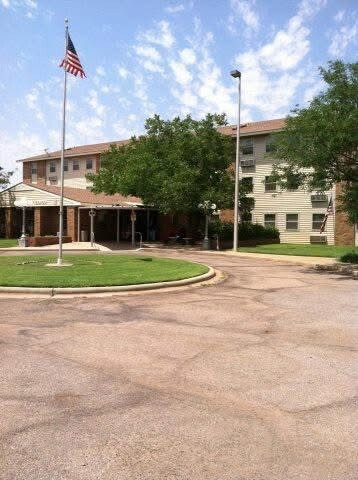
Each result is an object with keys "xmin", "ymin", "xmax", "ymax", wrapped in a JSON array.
[{"xmin": 209, "ymin": 221, "xmax": 280, "ymax": 241}]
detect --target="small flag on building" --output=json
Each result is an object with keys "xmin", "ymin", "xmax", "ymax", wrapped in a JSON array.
[
  {"xmin": 60, "ymin": 34, "xmax": 86, "ymax": 78},
  {"xmin": 320, "ymin": 196, "xmax": 334, "ymax": 233}
]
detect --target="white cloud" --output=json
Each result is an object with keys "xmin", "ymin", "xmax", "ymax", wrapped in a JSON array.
[
  {"xmin": 25, "ymin": 88, "xmax": 44, "ymax": 122},
  {"xmin": 165, "ymin": 4, "xmax": 185, "ymax": 14},
  {"xmin": 1, "ymin": 0, "xmax": 10, "ymax": 7},
  {"xmin": 179, "ymin": 48, "xmax": 196, "ymax": 65},
  {"xmin": 169, "ymin": 60, "xmax": 192, "ymax": 85},
  {"xmin": 134, "ymin": 45, "xmax": 164, "ymax": 73},
  {"xmin": 233, "ymin": 0, "xmax": 327, "ymax": 117},
  {"xmin": 141, "ymin": 20, "xmax": 175, "ymax": 49},
  {"xmin": 328, "ymin": 19, "xmax": 358, "ymax": 57},
  {"xmin": 86, "ymin": 89, "xmax": 106, "ymax": 118},
  {"xmin": 228, "ymin": 0, "xmax": 259, "ymax": 33},
  {"xmin": 117, "ymin": 66, "xmax": 129, "ymax": 79},
  {"xmin": 334, "ymin": 10, "xmax": 345, "ymax": 22},
  {"xmin": 96, "ymin": 66, "xmax": 106, "ymax": 77},
  {"xmin": 75, "ymin": 116, "xmax": 104, "ymax": 143}
]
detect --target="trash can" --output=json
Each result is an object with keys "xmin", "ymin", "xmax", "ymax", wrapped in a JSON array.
[{"xmin": 80, "ymin": 230, "xmax": 88, "ymax": 242}]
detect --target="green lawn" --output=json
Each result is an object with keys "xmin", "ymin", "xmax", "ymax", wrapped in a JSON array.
[
  {"xmin": 0, "ymin": 239, "xmax": 18, "ymax": 248},
  {"xmin": 239, "ymin": 243, "xmax": 358, "ymax": 258},
  {"xmin": 0, "ymin": 254, "xmax": 208, "ymax": 288}
]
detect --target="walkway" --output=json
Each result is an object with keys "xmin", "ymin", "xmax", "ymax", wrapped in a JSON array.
[{"xmin": 0, "ymin": 250, "xmax": 357, "ymax": 479}]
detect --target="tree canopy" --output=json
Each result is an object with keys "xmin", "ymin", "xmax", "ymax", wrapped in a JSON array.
[
  {"xmin": 89, "ymin": 114, "xmax": 236, "ymax": 214},
  {"xmin": 271, "ymin": 60, "xmax": 358, "ymax": 223},
  {"xmin": 0, "ymin": 166, "xmax": 12, "ymax": 190}
]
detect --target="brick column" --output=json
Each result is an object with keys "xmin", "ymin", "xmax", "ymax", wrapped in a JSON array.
[
  {"xmin": 67, "ymin": 207, "xmax": 78, "ymax": 242},
  {"xmin": 334, "ymin": 183, "xmax": 355, "ymax": 246},
  {"xmin": 5, "ymin": 208, "xmax": 13, "ymax": 238},
  {"xmin": 34, "ymin": 207, "xmax": 43, "ymax": 236}
]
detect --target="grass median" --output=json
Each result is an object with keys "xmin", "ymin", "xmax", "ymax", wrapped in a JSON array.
[
  {"xmin": 238, "ymin": 244, "xmax": 358, "ymax": 258},
  {"xmin": 0, "ymin": 254, "xmax": 209, "ymax": 288},
  {"xmin": 0, "ymin": 239, "xmax": 17, "ymax": 248}
]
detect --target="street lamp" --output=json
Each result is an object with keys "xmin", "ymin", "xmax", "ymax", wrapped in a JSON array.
[
  {"xmin": 230, "ymin": 69, "xmax": 241, "ymax": 251},
  {"xmin": 198, "ymin": 201, "xmax": 217, "ymax": 250}
]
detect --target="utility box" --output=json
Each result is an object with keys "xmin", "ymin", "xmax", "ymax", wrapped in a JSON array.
[
  {"xmin": 18, "ymin": 236, "xmax": 29, "ymax": 248},
  {"xmin": 80, "ymin": 230, "xmax": 88, "ymax": 242}
]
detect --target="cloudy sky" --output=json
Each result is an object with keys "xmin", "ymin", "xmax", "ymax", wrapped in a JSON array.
[{"xmin": 1, "ymin": 0, "xmax": 357, "ymax": 182}]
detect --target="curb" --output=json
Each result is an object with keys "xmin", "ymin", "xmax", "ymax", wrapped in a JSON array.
[{"xmin": 0, "ymin": 266, "xmax": 215, "ymax": 296}]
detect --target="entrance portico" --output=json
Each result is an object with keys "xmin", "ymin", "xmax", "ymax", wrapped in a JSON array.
[{"xmin": 0, "ymin": 183, "xmax": 159, "ymax": 245}]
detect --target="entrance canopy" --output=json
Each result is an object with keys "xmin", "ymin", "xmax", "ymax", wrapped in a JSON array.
[{"xmin": 0, "ymin": 183, "xmax": 144, "ymax": 209}]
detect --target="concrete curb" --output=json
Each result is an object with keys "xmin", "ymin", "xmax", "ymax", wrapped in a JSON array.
[{"xmin": 0, "ymin": 266, "xmax": 215, "ymax": 296}]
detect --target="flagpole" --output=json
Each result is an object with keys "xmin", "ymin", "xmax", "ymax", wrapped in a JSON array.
[{"xmin": 57, "ymin": 19, "xmax": 68, "ymax": 266}]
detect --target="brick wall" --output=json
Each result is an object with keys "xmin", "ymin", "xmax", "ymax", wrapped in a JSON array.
[
  {"xmin": 67, "ymin": 207, "xmax": 78, "ymax": 241},
  {"xmin": 23, "ymin": 163, "xmax": 31, "ymax": 184},
  {"xmin": 34, "ymin": 207, "xmax": 59, "ymax": 236},
  {"xmin": 37, "ymin": 161, "xmax": 46, "ymax": 185},
  {"xmin": 334, "ymin": 183, "xmax": 355, "ymax": 246}
]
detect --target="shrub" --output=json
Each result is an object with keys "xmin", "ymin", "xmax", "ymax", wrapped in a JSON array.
[
  {"xmin": 339, "ymin": 252, "xmax": 358, "ymax": 264},
  {"xmin": 209, "ymin": 220, "xmax": 279, "ymax": 241}
]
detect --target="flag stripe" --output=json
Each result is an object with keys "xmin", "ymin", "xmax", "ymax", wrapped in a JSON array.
[{"xmin": 320, "ymin": 196, "xmax": 334, "ymax": 233}]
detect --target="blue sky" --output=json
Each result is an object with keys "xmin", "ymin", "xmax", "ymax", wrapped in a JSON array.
[{"xmin": 1, "ymin": 0, "xmax": 357, "ymax": 181}]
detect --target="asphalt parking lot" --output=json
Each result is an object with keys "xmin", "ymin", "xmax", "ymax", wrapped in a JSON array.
[{"xmin": 0, "ymin": 251, "xmax": 357, "ymax": 480}]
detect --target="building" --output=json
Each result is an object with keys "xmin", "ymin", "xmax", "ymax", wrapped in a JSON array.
[{"xmin": 0, "ymin": 118, "xmax": 356, "ymax": 246}]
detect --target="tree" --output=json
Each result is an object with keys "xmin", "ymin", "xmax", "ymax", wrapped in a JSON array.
[
  {"xmin": 0, "ymin": 166, "xmax": 12, "ymax": 190},
  {"xmin": 271, "ymin": 60, "xmax": 358, "ymax": 223},
  {"xmin": 88, "ymin": 114, "xmax": 236, "ymax": 215}
]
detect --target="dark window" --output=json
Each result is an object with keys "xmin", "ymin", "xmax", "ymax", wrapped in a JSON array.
[
  {"xmin": 265, "ymin": 176, "xmax": 276, "ymax": 192},
  {"xmin": 49, "ymin": 161, "xmax": 56, "ymax": 173},
  {"xmin": 265, "ymin": 135, "xmax": 277, "ymax": 153},
  {"xmin": 86, "ymin": 158, "xmax": 93, "ymax": 170},
  {"xmin": 312, "ymin": 213, "xmax": 325, "ymax": 231},
  {"xmin": 286, "ymin": 214, "xmax": 298, "ymax": 230},
  {"xmin": 31, "ymin": 162, "xmax": 37, "ymax": 175},
  {"xmin": 64, "ymin": 160, "xmax": 68, "ymax": 172},
  {"xmin": 241, "ymin": 176, "xmax": 253, "ymax": 193},
  {"xmin": 73, "ymin": 160, "xmax": 80, "ymax": 171},
  {"xmin": 264, "ymin": 214, "xmax": 276, "ymax": 228},
  {"xmin": 241, "ymin": 138, "xmax": 253, "ymax": 155}
]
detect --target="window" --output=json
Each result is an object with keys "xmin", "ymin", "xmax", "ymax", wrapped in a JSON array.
[
  {"xmin": 265, "ymin": 175, "xmax": 276, "ymax": 192},
  {"xmin": 73, "ymin": 159, "xmax": 79, "ymax": 171},
  {"xmin": 64, "ymin": 160, "xmax": 68, "ymax": 172},
  {"xmin": 241, "ymin": 138, "xmax": 253, "ymax": 155},
  {"xmin": 86, "ymin": 158, "xmax": 93, "ymax": 170},
  {"xmin": 286, "ymin": 214, "xmax": 298, "ymax": 230},
  {"xmin": 312, "ymin": 213, "xmax": 325, "ymax": 231},
  {"xmin": 264, "ymin": 214, "xmax": 276, "ymax": 228},
  {"xmin": 31, "ymin": 162, "xmax": 37, "ymax": 175},
  {"xmin": 265, "ymin": 135, "xmax": 277, "ymax": 153},
  {"xmin": 241, "ymin": 176, "xmax": 253, "ymax": 193},
  {"xmin": 49, "ymin": 161, "xmax": 56, "ymax": 173}
]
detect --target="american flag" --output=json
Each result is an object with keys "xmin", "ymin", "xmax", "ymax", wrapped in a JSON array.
[
  {"xmin": 60, "ymin": 34, "xmax": 86, "ymax": 78},
  {"xmin": 320, "ymin": 196, "xmax": 334, "ymax": 233}
]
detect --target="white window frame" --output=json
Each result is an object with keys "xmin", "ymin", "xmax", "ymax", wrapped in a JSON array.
[
  {"xmin": 31, "ymin": 162, "xmax": 37, "ymax": 175},
  {"xmin": 265, "ymin": 175, "xmax": 277, "ymax": 192},
  {"xmin": 86, "ymin": 158, "xmax": 93, "ymax": 170},
  {"xmin": 72, "ymin": 159, "xmax": 80, "ymax": 171},
  {"xmin": 286, "ymin": 213, "xmax": 299, "ymax": 231},
  {"xmin": 241, "ymin": 137, "xmax": 254, "ymax": 155},
  {"xmin": 312, "ymin": 213, "xmax": 325, "ymax": 231},
  {"xmin": 264, "ymin": 213, "xmax": 276, "ymax": 228}
]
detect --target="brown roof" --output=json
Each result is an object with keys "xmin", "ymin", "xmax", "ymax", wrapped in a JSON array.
[
  {"xmin": 17, "ymin": 139, "xmax": 130, "ymax": 163},
  {"xmin": 218, "ymin": 118, "xmax": 286, "ymax": 137},
  {"xmin": 32, "ymin": 183, "xmax": 143, "ymax": 207},
  {"xmin": 18, "ymin": 118, "xmax": 286, "ymax": 163}
]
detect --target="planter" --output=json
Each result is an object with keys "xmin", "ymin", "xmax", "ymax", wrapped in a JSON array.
[{"xmin": 28, "ymin": 236, "xmax": 72, "ymax": 247}]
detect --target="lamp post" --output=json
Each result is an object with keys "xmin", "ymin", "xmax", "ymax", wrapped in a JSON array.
[
  {"xmin": 230, "ymin": 69, "xmax": 241, "ymax": 251},
  {"xmin": 198, "ymin": 201, "xmax": 217, "ymax": 250}
]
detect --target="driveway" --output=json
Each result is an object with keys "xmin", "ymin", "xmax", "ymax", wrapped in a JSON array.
[{"xmin": 0, "ymin": 251, "xmax": 357, "ymax": 480}]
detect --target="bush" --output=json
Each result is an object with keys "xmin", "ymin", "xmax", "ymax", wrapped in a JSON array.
[
  {"xmin": 209, "ymin": 221, "xmax": 279, "ymax": 241},
  {"xmin": 339, "ymin": 251, "xmax": 358, "ymax": 264}
]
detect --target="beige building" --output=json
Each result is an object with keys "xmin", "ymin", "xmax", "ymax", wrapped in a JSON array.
[{"xmin": 219, "ymin": 119, "xmax": 356, "ymax": 246}]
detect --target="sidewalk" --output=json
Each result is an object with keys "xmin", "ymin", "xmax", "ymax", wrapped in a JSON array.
[{"xmin": 214, "ymin": 249, "xmax": 337, "ymax": 265}]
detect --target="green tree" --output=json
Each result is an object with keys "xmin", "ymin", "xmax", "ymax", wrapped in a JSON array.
[
  {"xmin": 0, "ymin": 166, "xmax": 12, "ymax": 190},
  {"xmin": 271, "ymin": 61, "xmax": 358, "ymax": 223},
  {"xmin": 88, "ymin": 114, "xmax": 236, "ymax": 214}
]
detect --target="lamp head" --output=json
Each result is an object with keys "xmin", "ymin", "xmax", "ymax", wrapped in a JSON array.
[{"xmin": 230, "ymin": 70, "xmax": 241, "ymax": 78}]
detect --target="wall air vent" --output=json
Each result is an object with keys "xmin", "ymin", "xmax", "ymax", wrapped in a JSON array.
[
  {"xmin": 310, "ymin": 235, "xmax": 327, "ymax": 244},
  {"xmin": 311, "ymin": 194, "xmax": 328, "ymax": 202},
  {"xmin": 240, "ymin": 158, "xmax": 255, "ymax": 167}
]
